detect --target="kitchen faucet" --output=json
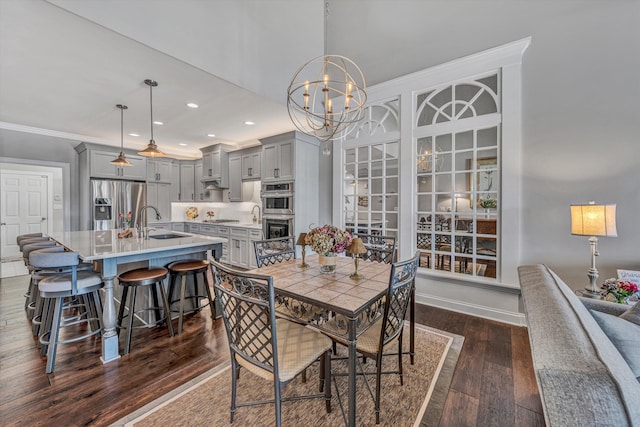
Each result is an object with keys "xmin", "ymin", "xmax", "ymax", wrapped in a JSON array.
[
  {"xmin": 137, "ymin": 205, "xmax": 161, "ymax": 238},
  {"xmin": 251, "ymin": 205, "xmax": 262, "ymax": 224}
]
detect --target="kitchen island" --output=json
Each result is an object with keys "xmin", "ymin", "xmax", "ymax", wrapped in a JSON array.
[{"xmin": 48, "ymin": 229, "xmax": 225, "ymax": 363}]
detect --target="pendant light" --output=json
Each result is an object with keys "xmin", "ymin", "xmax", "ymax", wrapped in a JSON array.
[
  {"xmin": 287, "ymin": 1, "xmax": 366, "ymax": 147},
  {"xmin": 110, "ymin": 104, "xmax": 133, "ymax": 166},
  {"xmin": 138, "ymin": 79, "xmax": 166, "ymax": 157}
]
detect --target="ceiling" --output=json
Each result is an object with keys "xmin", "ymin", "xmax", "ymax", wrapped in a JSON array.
[{"xmin": 1, "ymin": 0, "xmax": 571, "ymax": 159}]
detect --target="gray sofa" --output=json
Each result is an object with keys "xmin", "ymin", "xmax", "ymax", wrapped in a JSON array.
[{"xmin": 518, "ymin": 264, "xmax": 640, "ymax": 427}]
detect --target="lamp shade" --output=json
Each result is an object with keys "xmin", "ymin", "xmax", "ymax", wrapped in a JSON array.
[
  {"xmin": 570, "ymin": 203, "xmax": 617, "ymax": 237},
  {"xmin": 296, "ymin": 232, "xmax": 307, "ymax": 246},
  {"xmin": 347, "ymin": 237, "xmax": 367, "ymax": 255}
]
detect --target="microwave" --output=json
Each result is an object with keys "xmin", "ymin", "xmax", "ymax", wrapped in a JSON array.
[{"xmin": 261, "ymin": 182, "xmax": 293, "ymax": 215}]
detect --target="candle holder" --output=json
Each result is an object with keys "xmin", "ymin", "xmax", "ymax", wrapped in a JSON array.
[
  {"xmin": 296, "ymin": 232, "xmax": 309, "ymax": 268},
  {"xmin": 347, "ymin": 237, "xmax": 367, "ymax": 280}
]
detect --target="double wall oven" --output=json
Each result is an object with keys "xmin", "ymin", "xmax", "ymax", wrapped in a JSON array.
[{"xmin": 261, "ymin": 182, "xmax": 294, "ymax": 239}]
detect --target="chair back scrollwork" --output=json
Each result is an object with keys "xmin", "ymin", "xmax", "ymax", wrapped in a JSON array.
[
  {"xmin": 253, "ymin": 236, "xmax": 296, "ymax": 268},
  {"xmin": 357, "ymin": 234, "xmax": 397, "ymax": 264}
]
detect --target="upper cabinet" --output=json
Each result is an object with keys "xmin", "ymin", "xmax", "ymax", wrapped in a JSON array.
[
  {"xmin": 89, "ymin": 150, "xmax": 146, "ymax": 181},
  {"xmin": 147, "ymin": 159, "xmax": 173, "ymax": 183},
  {"xmin": 179, "ymin": 161, "xmax": 195, "ymax": 202},
  {"xmin": 260, "ymin": 135, "xmax": 294, "ymax": 182},
  {"xmin": 200, "ymin": 144, "xmax": 229, "ymax": 188},
  {"xmin": 228, "ymin": 153, "xmax": 243, "ymax": 202},
  {"xmin": 171, "ymin": 163, "xmax": 180, "ymax": 201},
  {"xmin": 241, "ymin": 147, "xmax": 261, "ymax": 180}
]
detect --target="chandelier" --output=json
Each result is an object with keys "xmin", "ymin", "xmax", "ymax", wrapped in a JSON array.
[
  {"xmin": 138, "ymin": 79, "xmax": 166, "ymax": 157},
  {"xmin": 286, "ymin": 2, "xmax": 366, "ymax": 146},
  {"xmin": 111, "ymin": 104, "xmax": 132, "ymax": 166}
]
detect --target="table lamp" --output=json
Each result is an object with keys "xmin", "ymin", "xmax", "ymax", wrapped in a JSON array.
[
  {"xmin": 570, "ymin": 201, "xmax": 617, "ymax": 297},
  {"xmin": 296, "ymin": 232, "xmax": 309, "ymax": 268},
  {"xmin": 347, "ymin": 237, "xmax": 367, "ymax": 280}
]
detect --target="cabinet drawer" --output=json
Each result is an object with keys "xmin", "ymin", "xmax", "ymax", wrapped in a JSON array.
[
  {"xmin": 217, "ymin": 226, "xmax": 230, "ymax": 236},
  {"xmin": 172, "ymin": 222, "xmax": 185, "ymax": 232},
  {"xmin": 188, "ymin": 223, "xmax": 200, "ymax": 233},
  {"xmin": 230, "ymin": 227, "xmax": 248, "ymax": 238},
  {"xmin": 199, "ymin": 225, "xmax": 216, "ymax": 235}
]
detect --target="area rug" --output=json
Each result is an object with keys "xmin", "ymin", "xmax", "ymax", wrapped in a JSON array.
[{"xmin": 115, "ymin": 325, "xmax": 463, "ymax": 427}]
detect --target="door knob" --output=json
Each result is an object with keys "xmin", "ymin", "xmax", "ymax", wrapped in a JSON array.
[{"xmin": 41, "ymin": 218, "xmax": 47, "ymax": 221}]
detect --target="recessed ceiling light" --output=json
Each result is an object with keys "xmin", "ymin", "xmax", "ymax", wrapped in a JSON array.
[
  {"xmin": 186, "ymin": 103, "xmax": 199, "ymax": 109},
  {"xmin": 207, "ymin": 133, "xmax": 216, "ymax": 138},
  {"xmin": 128, "ymin": 133, "xmax": 140, "ymax": 137},
  {"xmin": 179, "ymin": 143, "xmax": 188, "ymax": 146},
  {"xmin": 153, "ymin": 121, "xmax": 163, "ymax": 125},
  {"xmin": 244, "ymin": 121, "xmax": 255, "ymax": 125}
]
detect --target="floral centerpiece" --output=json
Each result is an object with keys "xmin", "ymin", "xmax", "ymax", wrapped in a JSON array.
[
  {"xmin": 118, "ymin": 211, "xmax": 132, "ymax": 229},
  {"xmin": 600, "ymin": 278, "xmax": 639, "ymax": 304},
  {"xmin": 206, "ymin": 210, "xmax": 215, "ymax": 219},
  {"xmin": 186, "ymin": 207, "xmax": 199, "ymax": 220},
  {"xmin": 305, "ymin": 225, "xmax": 352, "ymax": 273}
]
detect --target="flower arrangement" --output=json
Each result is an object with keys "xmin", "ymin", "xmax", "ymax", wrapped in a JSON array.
[
  {"xmin": 118, "ymin": 211, "xmax": 132, "ymax": 228},
  {"xmin": 206, "ymin": 210, "xmax": 215, "ymax": 219},
  {"xmin": 600, "ymin": 278, "xmax": 639, "ymax": 304},
  {"xmin": 305, "ymin": 225, "xmax": 353, "ymax": 255},
  {"xmin": 479, "ymin": 198, "xmax": 497, "ymax": 209},
  {"xmin": 186, "ymin": 207, "xmax": 199, "ymax": 220}
]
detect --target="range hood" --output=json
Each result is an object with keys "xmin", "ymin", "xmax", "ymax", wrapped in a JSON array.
[{"xmin": 202, "ymin": 179, "xmax": 226, "ymax": 190}]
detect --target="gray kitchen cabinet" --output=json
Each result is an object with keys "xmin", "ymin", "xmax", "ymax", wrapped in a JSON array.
[
  {"xmin": 229, "ymin": 227, "xmax": 248, "ymax": 267},
  {"xmin": 147, "ymin": 159, "xmax": 173, "ymax": 183},
  {"xmin": 146, "ymin": 182, "xmax": 172, "ymax": 223},
  {"xmin": 247, "ymin": 228, "xmax": 262, "ymax": 269},
  {"xmin": 260, "ymin": 137, "xmax": 294, "ymax": 182},
  {"xmin": 241, "ymin": 148, "xmax": 261, "ymax": 180},
  {"xmin": 200, "ymin": 144, "xmax": 229, "ymax": 188},
  {"xmin": 228, "ymin": 153, "xmax": 242, "ymax": 202},
  {"xmin": 171, "ymin": 222, "xmax": 185, "ymax": 232},
  {"xmin": 179, "ymin": 161, "xmax": 195, "ymax": 201},
  {"xmin": 89, "ymin": 150, "xmax": 146, "ymax": 180},
  {"xmin": 217, "ymin": 226, "xmax": 230, "ymax": 263},
  {"xmin": 171, "ymin": 163, "xmax": 180, "ymax": 201}
]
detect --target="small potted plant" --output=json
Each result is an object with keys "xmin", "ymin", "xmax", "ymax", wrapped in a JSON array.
[
  {"xmin": 206, "ymin": 210, "xmax": 215, "ymax": 220},
  {"xmin": 118, "ymin": 211, "xmax": 132, "ymax": 230}
]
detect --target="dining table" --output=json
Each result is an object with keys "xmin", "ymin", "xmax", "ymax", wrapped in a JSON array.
[
  {"xmin": 247, "ymin": 254, "xmax": 415, "ymax": 426},
  {"xmin": 47, "ymin": 229, "xmax": 225, "ymax": 363}
]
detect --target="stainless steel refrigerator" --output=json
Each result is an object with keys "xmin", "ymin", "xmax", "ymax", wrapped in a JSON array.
[{"xmin": 91, "ymin": 179, "xmax": 146, "ymax": 230}]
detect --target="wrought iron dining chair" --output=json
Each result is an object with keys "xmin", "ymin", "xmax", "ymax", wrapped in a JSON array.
[
  {"xmin": 329, "ymin": 251, "xmax": 420, "ymax": 424},
  {"xmin": 356, "ymin": 234, "xmax": 397, "ymax": 264},
  {"xmin": 211, "ymin": 259, "xmax": 332, "ymax": 426},
  {"xmin": 253, "ymin": 236, "xmax": 296, "ymax": 267}
]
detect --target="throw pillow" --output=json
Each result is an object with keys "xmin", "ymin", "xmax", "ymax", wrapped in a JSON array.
[
  {"xmin": 590, "ymin": 310, "xmax": 640, "ymax": 381},
  {"xmin": 620, "ymin": 301, "xmax": 640, "ymax": 326}
]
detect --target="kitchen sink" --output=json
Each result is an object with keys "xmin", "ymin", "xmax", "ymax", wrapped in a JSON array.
[{"xmin": 149, "ymin": 233, "xmax": 185, "ymax": 239}]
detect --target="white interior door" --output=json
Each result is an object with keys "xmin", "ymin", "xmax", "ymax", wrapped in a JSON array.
[{"xmin": 1, "ymin": 172, "xmax": 49, "ymax": 260}]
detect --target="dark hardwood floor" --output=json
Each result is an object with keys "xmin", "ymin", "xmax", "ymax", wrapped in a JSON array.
[{"xmin": 0, "ymin": 273, "xmax": 544, "ymax": 426}]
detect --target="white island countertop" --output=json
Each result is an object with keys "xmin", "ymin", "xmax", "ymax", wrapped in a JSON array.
[{"xmin": 48, "ymin": 229, "xmax": 226, "ymax": 261}]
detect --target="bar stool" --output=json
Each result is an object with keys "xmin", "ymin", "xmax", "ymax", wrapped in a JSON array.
[
  {"xmin": 16, "ymin": 232, "xmax": 44, "ymax": 245},
  {"xmin": 30, "ymin": 250, "xmax": 104, "ymax": 374},
  {"xmin": 116, "ymin": 267, "xmax": 174, "ymax": 355},
  {"xmin": 22, "ymin": 241, "xmax": 59, "ymax": 310},
  {"xmin": 166, "ymin": 259, "xmax": 215, "ymax": 335}
]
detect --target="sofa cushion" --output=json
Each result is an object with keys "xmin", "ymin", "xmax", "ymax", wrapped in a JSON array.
[
  {"xmin": 620, "ymin": 302, "xmax": 640, "ymax": 326},
  {"xmin": 591, "ymin": 310, "xmax": 640, "ymax": 381}
]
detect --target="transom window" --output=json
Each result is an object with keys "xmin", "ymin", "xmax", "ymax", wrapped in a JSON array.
[
  {"xmin": 414, "ymin": 72, "xmax": 501, "ymax": 279},
  {"xmin": 343, "ymin": 100, "xmax": 400, "ymax": 239}
]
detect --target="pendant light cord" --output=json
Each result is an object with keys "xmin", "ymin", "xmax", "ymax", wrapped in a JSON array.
[
  {"xmin": 149, "ymin": 83, "xmax": 154, "ymax": 141},
  {"xmin": 121, "ymin": 106, "xmax": 124, "ymax": 149},
  {"xmin": 324, "ymin": 1, "xmax": 329, "ymax": 56}
]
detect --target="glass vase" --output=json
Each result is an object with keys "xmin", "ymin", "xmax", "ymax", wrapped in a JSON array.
[{"xmin": 318, "ymin": 253, "xmax": 337, "ymax": 274}]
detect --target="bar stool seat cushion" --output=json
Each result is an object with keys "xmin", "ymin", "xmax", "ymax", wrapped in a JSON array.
[
  {"xmin": 168, "ymin": 260, "xmax": 209, "ymax": 272},
  {"xmin": 119, "ymin": 267, "xmax": 168, "ymax": 284},
  {"xmin": 39, "ymin": 271, "xmax": 103, "ymax": 293}
]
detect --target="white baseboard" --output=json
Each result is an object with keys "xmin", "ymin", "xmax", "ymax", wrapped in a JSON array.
[{"xmin": 415, "ymin": 292, "xmax": 527, "ymax": 326}]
